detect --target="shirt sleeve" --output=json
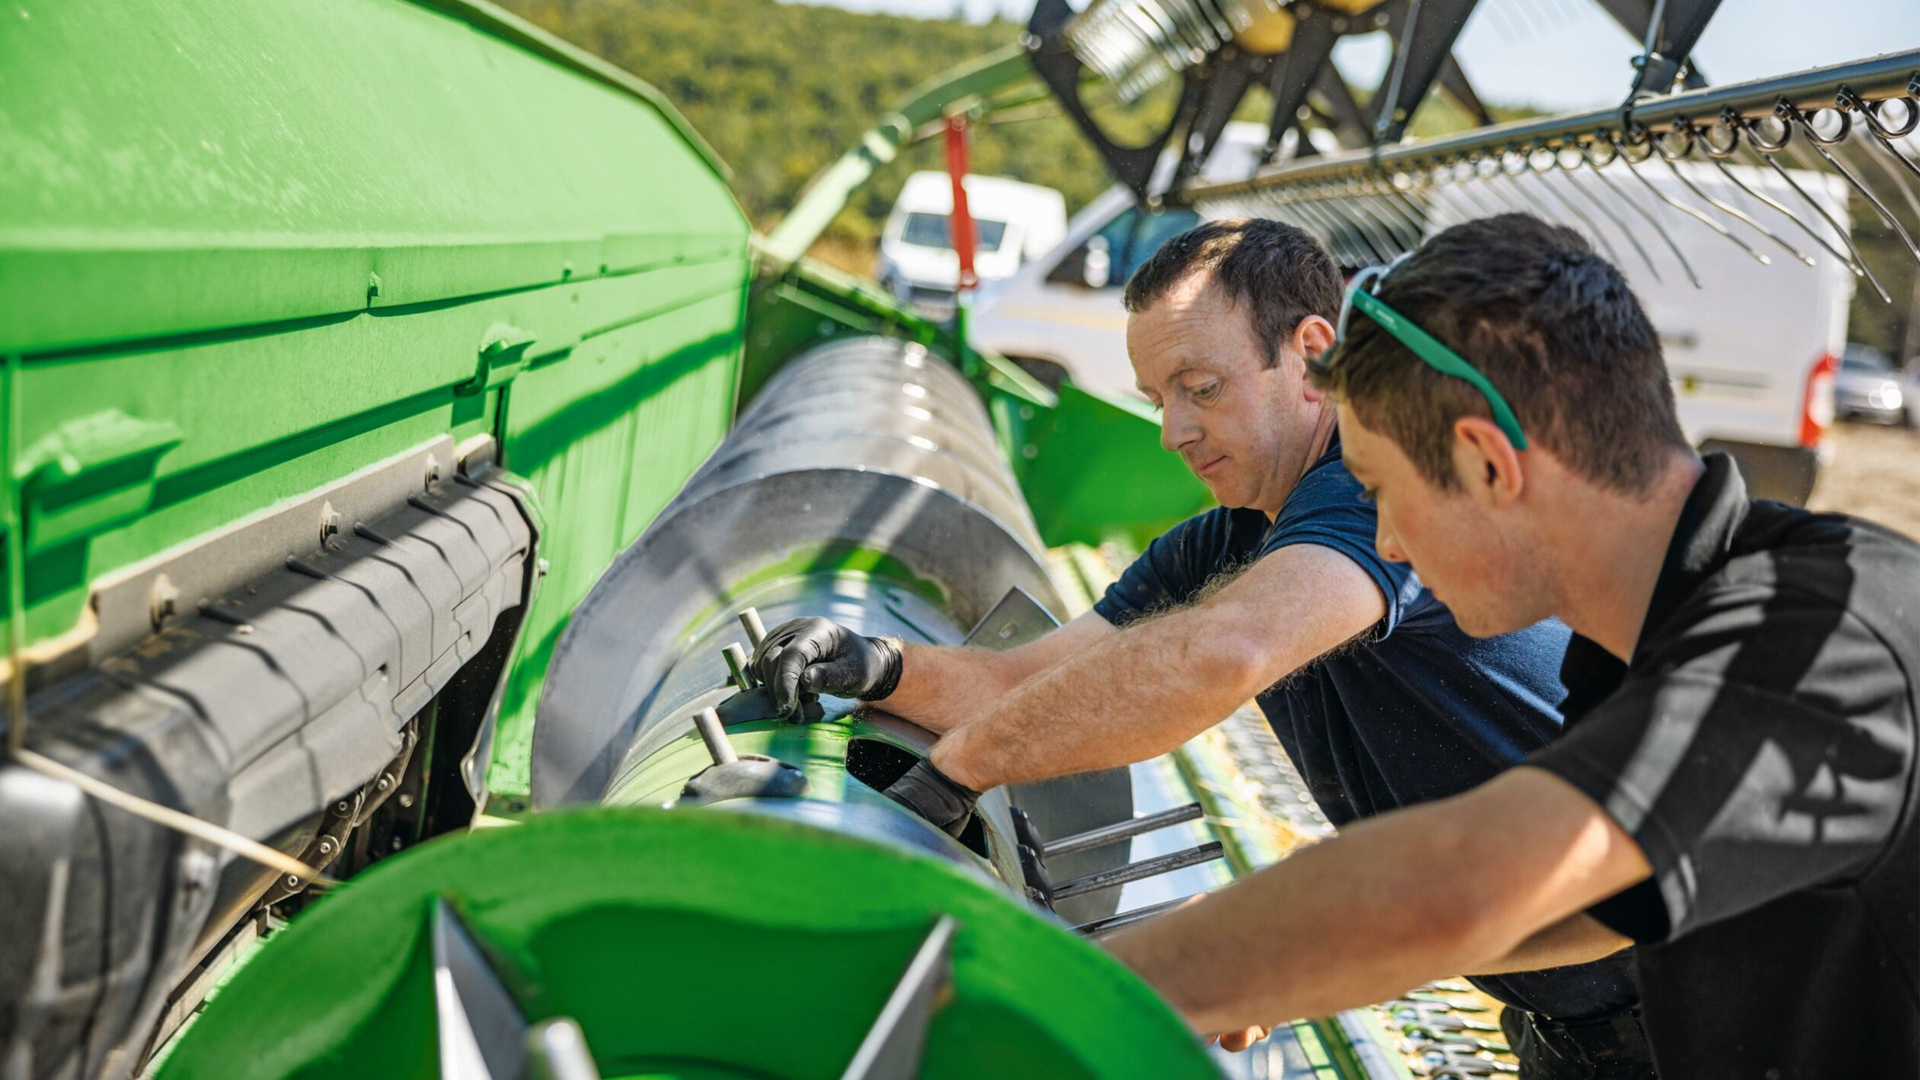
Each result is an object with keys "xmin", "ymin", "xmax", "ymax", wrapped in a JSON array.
[
  {"xmin": 1528, "ymin": 580, "xmax": 1916, "ymax": 944},
  {"xmin": 1259, "ymin": 456, "xmax": 1423, "ymax": 635},
  {"xmin": 1093, "ymin": 510, "xmax": 1234, "ymax": 627}
]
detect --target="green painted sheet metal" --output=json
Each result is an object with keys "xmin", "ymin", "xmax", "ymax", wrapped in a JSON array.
[
  {"xmin": 0, "ymin": 0, "xmax": 744, "ymax": 354},
  {"xmin": 155, "ymin": 810, "xmax": 1220, "ymax": 1080},
  {"xmin": 487, "ymin": 278, "xmax": 745, "ymax": 799},
  {"xmin": 991, "ymin": 381, "xmax": 1214, "ymax": 551},
  {"xmin": 0, "ymin": 0, "xmax": 751, "ymax": 806}
]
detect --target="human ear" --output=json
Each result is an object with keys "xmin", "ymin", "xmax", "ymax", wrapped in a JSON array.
[
  {"xmin": 1294, "ymin": 316, "xmax": 1336, "ymax": 400},
  {"xmin": 1450, "ymin": 416, "xmax": 1524, "ymax": 507}
]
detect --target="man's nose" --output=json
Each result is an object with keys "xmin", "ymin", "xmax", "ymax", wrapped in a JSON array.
[
  {"xmin": 1375, "ymin": 517, "xmax": 1409, "ymax": 565},
  {"xmin": 1159, "ymin": 405, "xmax": 1200, "ymax": 453}
]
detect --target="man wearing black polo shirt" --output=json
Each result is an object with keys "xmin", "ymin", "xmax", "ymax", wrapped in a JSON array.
[
  {"xmin": 753, "ymin": 219, "xmax": 1654, "ymax": 1076},
  {"xmin": 1106, "ymin": 213, "xmax": 1920, "ymax": 1078}
]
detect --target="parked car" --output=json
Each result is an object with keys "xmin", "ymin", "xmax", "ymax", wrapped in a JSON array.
[
  {"xmin": 876, "ymin": 171, "xmax": 1066, "ymax": 315},
  {"xmin": 1838, "ymin": 343, "xmax": 1914, "ymax": 426}
]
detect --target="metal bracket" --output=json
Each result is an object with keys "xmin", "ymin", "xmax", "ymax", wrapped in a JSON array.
[
  {"xmin": 838, "ymin": 915, "xmax": 957, "ymax": 1080},
  {"xmin": 18, "ymin": 409, "xmax": 181, "ymax": 555},
  {"xmin": 458, "ymin": 323, "xmax": 538, "ymax": 396},
  {"xmin": 1008, "ymin": 801, "xmax": 1219, "ymax": 907}
]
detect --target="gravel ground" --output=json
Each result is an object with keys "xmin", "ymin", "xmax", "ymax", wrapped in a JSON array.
[{"xmin": 1808, "ymin": 421, "xmax": 1920, "ymax": 540}]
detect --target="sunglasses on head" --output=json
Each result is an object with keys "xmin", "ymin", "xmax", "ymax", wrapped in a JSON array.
[{"xmin": 1323, "ymin": 252, "xmax": 1529, "ymax": 450}]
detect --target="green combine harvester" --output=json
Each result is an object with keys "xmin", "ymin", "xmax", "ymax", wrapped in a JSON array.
[
  {"xmin": 6, "ymin": 0, "xmax": 1915, "ymax": 1077},
  {"xmin": 0, "ymin": 2, "xmax": 1226, "ymax": 1077}
]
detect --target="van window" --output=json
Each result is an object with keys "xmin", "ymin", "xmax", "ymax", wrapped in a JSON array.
[
  {"xmin": 901, "ymin": 212, "xmax": 1008, "ymax": 253},
  {"xmin": 1048, "ymin": 206, "xmax": 1201, "ymax": 287}
]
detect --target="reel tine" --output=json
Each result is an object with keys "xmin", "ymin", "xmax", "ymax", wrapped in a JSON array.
[
  {"xmin": 1588, "ymin": 150, "xmax": 1704, "ymax": 288},
  {"xmin": 1451, "ymin": 164, "xmax": 1511, "ymax": 221},
  {"xmin": 1658, "ymin": 152, "xmax": 1815, "ymax": 266},
  {"xmin": 1783, "ymin": 104, "xmax": 1920, "ymax": 264},
  {"xmin": 1846, "ymin": 128, "xmax": 1920, "ymax": 224},
  {"xmin": 1709, "ymin": 154, "xmax": 1859, "ymax": 274},
  {"xmin": 1749, "ymin": 140, "xmax": 1893, "ymax": 303},
  {"xmin": 1616, "ymin": 133, "xmax": 1773, "ymax": 267},
  {"xmin": 1526, "ymin": 165, "xmax": 1632, "ymax": 273},
  {"xmin": 1565, "ymin": 167, "xmax": 1665, "ymax": 283}
]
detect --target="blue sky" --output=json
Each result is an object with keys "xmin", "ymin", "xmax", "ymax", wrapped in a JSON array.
[{"xmin": 803, "ymin": 0, "xmax": 1919, "ymax": 111}]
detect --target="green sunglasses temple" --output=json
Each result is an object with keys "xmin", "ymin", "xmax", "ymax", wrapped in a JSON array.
[{"xmin": 1344, "ymin": 288, "xmax": 1530, "ymax": 451}]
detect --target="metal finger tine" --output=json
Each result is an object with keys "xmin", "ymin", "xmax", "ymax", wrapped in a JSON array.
[
  {"xmin": 1313, "ymin": 193, "xmax": 1390, "ymax": 261},
  {"xmin": 1859, "ymin": 118, "xmax": 1920, "ymax": 186},
  {"xmin": 1269, "ymin": 201, "xmax": 1346, "ymax": 263},
  {"xmin": 1385, "ymin": 184, "xmax": 1437, "ymax": 236},
  {"xmin": 1266, "ymin": 201, "xmax": 1338, "ymax": 262},
  {"xmin": 1790, "ymin": 113, "xmax": 1920, "ymax": 263},
  {"xmin": 1524, "ymin": 167, "xmax": 1629, "ymax": 269},
  {"xmin": 1748, "ymin": 143, "xmax": 1891, "ymax": 302},
  {"xmin": 1619, "ymin": 146, "xmax": 1773, "ymax": 266},
  {"xmin": 1453, "ymin": 163, "xmax": 1510, "ymax": 220},
  {"xmin": 1328, "ymin": 192, "xmax": 1404, "ymax": 261},
  {"xmin": 1296, "ymin": 197, "xmax": 1382, "ymax": 265},
  {"xmin": 1565, "ymin": 168, "xmax": 1664, "ymax": 282},
  {"xmin": 1710, "ymin": 154, "xmax": 1860, "ymax": 273},
  {"xmin": 1656, "ymin": 154, "xmax": 1814, "ymax": 265},
  {"xmin": 1848, "ymin": 128, "xmax": 1920, "ymax": 222},
  {"xmin": 1370, "ymin": 183, "xmax": 1430, "ymax": 247},
  {"xmin": 1376, "ymin": 180, "xmax": 1433, "ymax": 233},
  {"xmin": 1357, "ymin": 187, "xmax": 1423, "ymax": 250},
  {"xmin": 1590, "ymin": 158, "xmax": 1703, "ymax": 288},
  {"xmin": 1352, "ymin": 189, "xmax": 1420, "ymax": 253},
  {"xmin": 1493, "ymin": 163, "xmax": 1559, "ymax": 221}
]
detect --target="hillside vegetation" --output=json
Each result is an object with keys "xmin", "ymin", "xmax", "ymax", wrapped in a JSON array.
[{"xmin": 501, "ymin": 0, "xmax": 1123, "ymax": 255}]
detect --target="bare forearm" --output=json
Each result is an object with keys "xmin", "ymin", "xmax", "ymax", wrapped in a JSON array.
[
  {"xmin": 932, "ymin": 609, "xmax": 1255, "ymax": 789},
  {"xmin": 1104, "ymin": 770, "xmax": 1650, "ymax": 1034},
  {"xmin": 1466, "ymin": 914, "xmax": 1629, "ymax": 975},
  {"xmin": 1105, "ymin": 805, "xmax": 1511, "ymax": 1031},
  {"xmin": 875, "ymin": 642, "xmax": 1033, "ymax": 734}
]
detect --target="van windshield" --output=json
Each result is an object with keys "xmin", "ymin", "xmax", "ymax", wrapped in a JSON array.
[{"xmin": 902, "ymin": 212, "xmax": 1007, "ymax": 253}]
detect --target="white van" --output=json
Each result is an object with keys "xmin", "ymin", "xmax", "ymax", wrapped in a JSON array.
[
  {"xmin": 876, "ymin": 172, "xmax": 1067, "ymax": 313},
  {"xmin": 973, "ymin": 153, "xmax": 1852, "ymax": 504}
]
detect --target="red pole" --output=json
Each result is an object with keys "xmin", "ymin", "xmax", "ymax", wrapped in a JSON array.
[{"xmin": 943, "ymin": 113, "xmax": 977, "ymax": 293}]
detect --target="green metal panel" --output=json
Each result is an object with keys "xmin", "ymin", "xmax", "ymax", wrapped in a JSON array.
[
  {"xmin": 0, "ymin": 0, "xmax": 751, "ymax": 802},
  {"xmin": 991, "ymin": 381, "xmax": 1214, "ymax": 551},
  {"xmin": 155, "ymin": 810, "xmax": 1221, "ymax": 1080}
]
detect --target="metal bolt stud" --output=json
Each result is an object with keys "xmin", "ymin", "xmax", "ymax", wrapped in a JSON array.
[
  {"xmin": 528, "ymin": 1017, "xmax": 601, "ymax": 1080},
  {"xmin": 692, "ymin": 707, "xmax": 737, "ymax": 766},
  {"xmin": 721, "ymin": 643, "xmax": 752, "ymax": 688},
  {"xmin": 737, "ymin": 608, "xmax": 767, "ymax": 648}
]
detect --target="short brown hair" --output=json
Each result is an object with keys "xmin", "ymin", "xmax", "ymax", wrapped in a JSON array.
[
  {"xmin": 1123, "ymin": 218, "xmax": 1342, "ymax": 366},
  {"xmin": 1311, "ymin": 214, "xmax": 1689, "ymax": 494}
]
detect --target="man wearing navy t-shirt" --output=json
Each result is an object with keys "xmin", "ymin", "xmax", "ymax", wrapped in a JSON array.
[{"xmin": 752, "ymin": 219, "xmax": 1652, "ymax": 1077}]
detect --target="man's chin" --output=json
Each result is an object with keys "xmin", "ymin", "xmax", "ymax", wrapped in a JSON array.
[{"xmin": 1453, "ymin": 604, "xmax": 1528, "ymax": 640}]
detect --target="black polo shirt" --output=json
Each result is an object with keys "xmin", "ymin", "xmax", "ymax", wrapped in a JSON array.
[{"xmin": 1530, "ymin": 454, "xmax": 1920, "ymax": 1078}]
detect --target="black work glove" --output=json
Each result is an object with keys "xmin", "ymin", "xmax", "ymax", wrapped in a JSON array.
[
  {"xmin": 749, "ymin": 617, "xmax": 904, "ymax": 716},
  {"xmin": 882, "ymin": 759, "xmax": 980, "ymax": 839}
]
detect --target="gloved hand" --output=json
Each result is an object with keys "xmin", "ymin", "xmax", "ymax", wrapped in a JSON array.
[
  {"xmin": 749, "ymin": 617, "xmax": 904, "ymax": 716},
  {"xmin": 882, "ymin": 759, "xmax": 980, "ymax": 839}
]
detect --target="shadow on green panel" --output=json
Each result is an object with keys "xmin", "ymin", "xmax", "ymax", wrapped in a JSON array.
[{"xmin": 505, "ymin": 328, "xmax": 740, "ymax": 478}]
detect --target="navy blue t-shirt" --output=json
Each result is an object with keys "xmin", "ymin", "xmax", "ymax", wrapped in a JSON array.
[{"xmin": 1094, "ymin": 438, "xmax": 1639, "ymax": 1020}]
